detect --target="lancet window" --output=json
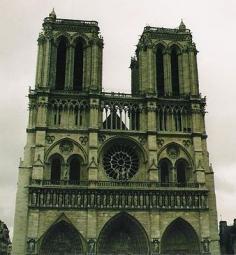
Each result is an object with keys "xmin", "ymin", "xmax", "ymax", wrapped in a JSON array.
[
  {"xmin": 55, "ymin": 37, "xmax": 67, "ymax": 90},
  {"xmin": 73, "ymin": 38, "xmax": 84, "ymax": 91},
  {"xmin": 156, "ymin": 45, "xmax": 165, "ymax": 96},
  {"xmin": 159, "ymin": 159, "xmax": 172, "ymax": 185},
  {"xmin": 50, "ymin": 155, "xmax": 62, "ymax": 184},
  {"xmin": 170, "ymin": 46, "xmax": 180, "ymax": 96},
  {"xmin": 68, "ymin": 156, "xmax": 81, "ymax": 184},
  {"xmin": 176, "ymin": 159, "xmax": 189, "ymax": 186}
]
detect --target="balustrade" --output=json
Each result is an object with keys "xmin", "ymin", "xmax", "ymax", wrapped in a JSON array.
[{"xmin": 30, "ymin": 179, "xmax": 200, "ymax": 189}]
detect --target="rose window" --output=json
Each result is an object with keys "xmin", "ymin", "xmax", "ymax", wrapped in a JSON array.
[{"xmin": 103, "ymin": 143, "xmax": 139, "ymax": 181}]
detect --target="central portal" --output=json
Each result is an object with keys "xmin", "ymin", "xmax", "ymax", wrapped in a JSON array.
[{"xmin": 97, "ymin": 213, "xmax": 149, "ymax": 255}]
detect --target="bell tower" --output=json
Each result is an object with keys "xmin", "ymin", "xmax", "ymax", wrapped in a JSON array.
[
  {"xmin": 13, "ymin": 13, "xmax": 220, "ymax": 255},
  {"xmin": 36, "ymin": 9, "xmax": 103, "ymax": 92},
  {"xmin": 131, "ymin": 20, "xmax": 199, "ymax": 97}
]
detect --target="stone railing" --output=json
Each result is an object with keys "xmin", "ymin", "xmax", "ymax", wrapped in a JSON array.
[
  {"xmin": 144, "ymin": 26, "xmax": 191, "ymax": 34},
  {"xmin": 28, "ymin": 186, "xmax": 208, "ymax": 210},
  {"xmin": 30, "ymin": 179, "xmax": 200, "ymax": 189},
  {"xmin": 44, "ymin": 17, "xmax": 98, "ymax": 26}
]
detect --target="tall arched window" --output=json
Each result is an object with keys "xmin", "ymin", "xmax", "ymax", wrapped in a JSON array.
[
  {"xmin": 159, "ymin": 159, "xmax": 172, "ymax": 186},
  {"xmin": 69, "ymin": 157, "xmax": 80, "ymax": 184},
  {"xmin": 73, "ymin": 38, "xmax": 84, "ymax": 91},
  {"xmin": 176, "ymin": 159, "xmax": 189, "ymax": 186},
  {"xmin": 171, "ymin": 46, "xmax": 180, "ymax": 96},
  {"xmin": 51, "ymin": 155, "xmax": 62, "ymax": 184},
  {"xmin": 55, "ymin": 37, "xmax": 67, "ymax": 90},
  {"xmin": 156, "ymin": 45, "xmax": 164, "ymax": 96}
]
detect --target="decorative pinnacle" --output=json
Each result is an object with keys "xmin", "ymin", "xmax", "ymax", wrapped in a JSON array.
[
  {"xmin": 49, "ymin": 8, "xmax": 56, "ymax": 20},
  {"xmin": 179, "ymin": 19, "xmax": 186, "ymax": 31}
]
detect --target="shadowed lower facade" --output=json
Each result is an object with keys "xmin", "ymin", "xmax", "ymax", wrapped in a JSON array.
[{"xmin": 12, "ymin": 10, "xmax": 220, "ymax": 255}]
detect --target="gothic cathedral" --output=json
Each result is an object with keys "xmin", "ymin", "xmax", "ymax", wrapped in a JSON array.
[{"xmin": 12, "ymin": 10, "xmax": 220, "ymax": 255}]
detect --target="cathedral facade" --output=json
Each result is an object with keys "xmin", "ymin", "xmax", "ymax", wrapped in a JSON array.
[{"xmin": 12, "ymin": 10, "xmax": 220, "ymax": 255}]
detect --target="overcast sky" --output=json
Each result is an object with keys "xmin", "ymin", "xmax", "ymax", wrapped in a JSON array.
[{"xmin": 1, "ymin": 0, "xmax": 236, "ymax": 239}]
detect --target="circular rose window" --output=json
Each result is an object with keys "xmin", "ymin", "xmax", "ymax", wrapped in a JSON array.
[{"xmin": 103, "ymin": 143, "xmax": 139, "ymax": 181}]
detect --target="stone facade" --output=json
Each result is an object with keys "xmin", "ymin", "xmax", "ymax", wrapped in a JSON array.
[
  {"xmin": 12, "ymin": 10, "xmax": 220, "ymax": 255},
  {"xmin": 220, "ymin": 219, "xmax": 236, "ymax": 254}
]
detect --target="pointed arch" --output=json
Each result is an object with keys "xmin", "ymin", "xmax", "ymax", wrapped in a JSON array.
[
  {"xmin": 161, "ymin": 217, "xmax": 200, "ymax": 254},
  {"xmin": 73, "ymin": 37, "xmax": 86, "ymax": 91},
  {"xmin": 157, "ymin": 142, "xmax": 194, "ymax": 168},
  {"xmin": 71, "ymin": 33, "xmax": 89, "ymax": 46},
  {"xmin": 39, "ymin": 220, "xmax": 85, "ymax": 255},
  {"xmin": 97, "ymin": 212, "xmax": 150, "ymax": 255},
  {"xmin": 156, "ymin": 44, "xmax": 165, "ymax": 96},
  {"xmin": 67, "ymin": 154, "xmax": 82, "ymax": 184},
  {"xmin": 175, "ymin": 158, "xmax": 190, "ymax": 186},
  {"xmin": 55, "ymin": 36, "xmax": 68, "ymax": 90},
  {"xmin": 45, "ymin": 138, "xmax": 88, "ymax": 165},
  {"xmin": 49, "ymin": 153, "xmax": 64, "ymax": 184},
  {"xmin": 170, "ymin": 45, "xmax": 180, "ymax": 96},
  {"xmin": 159, "ymin": 158, "xmax": 172, "ymax": 185}
]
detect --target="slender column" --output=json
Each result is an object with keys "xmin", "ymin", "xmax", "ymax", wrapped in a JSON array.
[
  {"xmin": 138, "ymin": 49, "xmax": 143, "ymax": 93},
  {"xmin": 66, "ymin": 45, "xmax": 74, "ymax": 90},
  {"xmin": 35, "ymin": 35, "xmax": 45, "ymax": 87},
  {"xmin": 177, "ymin": 53, "xmax": 184, "ymax": 94},
  {"xmin": 138, "ymin": 47, "xmax": 148, "ymax": 93},
  {"xmin": 91, "ymin": 39, "xmax": 100, "ymax": 91},
  {"xmin": 84, "ymin": 45, "xmax": 91, "ymax": 91},
  {"xmin": 42, "ymin": 37, "xmax": 52, "ymax": 87},
  {"xmin": 171, "ymin": 166, "xmax": 176, "ymax": 183},
  {"xmin": 182, "ymin": 48, "xmax": 191, "ymax": 94},
  {"xmin": 163, "ymin": 49, "xmax": 172, "ymax": 95},
  {"xmin": 147, "ymin": 45, "xmax": 155, "ymax": 94},
  {"xmin": 189, "ymin": 44, "xmax": 199, "ymax": 95},
  {"xmin": 98, "ymin": 43, "xmax": 103, "ymax": 91}
]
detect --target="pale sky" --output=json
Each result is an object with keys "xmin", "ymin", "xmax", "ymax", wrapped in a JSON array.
[{"xmin": 1, "ymin": 0, "xmax": 236, "ymax": 239}]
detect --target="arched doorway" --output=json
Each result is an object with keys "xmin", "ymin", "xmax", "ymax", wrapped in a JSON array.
[
  {"xmin": 97, "ymin": 213, "xmax": 149, "ymax": 255},
  {"xmin": 39, "ymin": 221, "xmax": 84, "ymax": 255},
  {"xmin": 161, "ymin": 218, "xmax": 200, "ymax": 255}
]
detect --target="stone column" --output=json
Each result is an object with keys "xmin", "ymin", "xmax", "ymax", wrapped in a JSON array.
[
  {"xmin": 91, "ymin": 38, "xmax": 103, "ymax": 92},
  {"xmin": 177, "ymin": 52, "xmax": 184, "ymax": 94},
  {"xmin": 189, "ymin": 44, "xmax": 199, "ymax": 95},
  {"xmin": 88, "ymin": 98, "xmax": 99, "ymax": 180},
  {"xmin": 171, "ymin": 166, "xmax": 176, "ymax": 183},
  {"xmin": 147, "ymin": 101, "xmax": 158, "ymax": 180},
  {"xmin": 42, "ymin": 36, "xmax": 52, "ymax": 87},
  {"xmin": 84, "ymin": 45, "xmax": 92, "ymax": 91},
  {"xmin": 147, "ymin": 45, "xmax": 155, "ymax": 94},
  {"xmin": 182, "ymin": 47, "xmax": 191, "ymax": 94},
  {"xmin": 138, "ymin": 47, "xmax": 147, "ymax": 94},
  {"xmin": 163, "ymin": 49, "xmax": 172, "ymax": 95},
  {"xmin": 65, "ymin": 44, "xmax": 74, "ymax": 90},
  {"xmin": 35, "ymin": 34, "xmax": 45, "ymax": 88}
]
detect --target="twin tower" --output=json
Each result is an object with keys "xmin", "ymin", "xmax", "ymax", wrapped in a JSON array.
[{"xmin": 13, "ymin": 10, "xmax": 220, "ymax": 255}]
